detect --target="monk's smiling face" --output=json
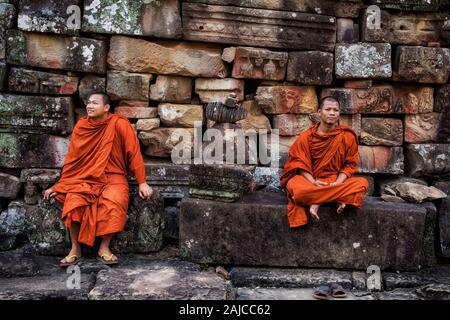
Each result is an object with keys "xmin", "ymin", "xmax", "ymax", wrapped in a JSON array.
[
  {"xmin": 318, "ymin": 99, "xmax": 340, "ymax": 126},
  {"xmin": 86, "ymin": 93, "xmax": 110, "ymax": 121}
]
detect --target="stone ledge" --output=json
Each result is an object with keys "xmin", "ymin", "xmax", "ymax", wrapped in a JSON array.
[{"xmin": 180, "ymin": 192, "xmax": 434, "ymax": 271}]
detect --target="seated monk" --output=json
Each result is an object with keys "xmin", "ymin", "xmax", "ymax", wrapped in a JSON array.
[
  {"xmin": 43, "ymin": 92, "xmax": 153, "ymax": 267},
  {"xmin": 280, "ymin": 96, "xmax": 369, "ymax": 226}
]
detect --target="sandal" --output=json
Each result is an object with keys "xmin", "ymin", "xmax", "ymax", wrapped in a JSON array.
[
  {"xmin": 330, "ymin": 283, "xmax": 347, "ymax": 298},
  {"xmin": 313, "ymin": 285, "xmax": 331, "ymax": 300},
  {"xmin": 60, "ymin": 254, "xmax": 81, "ymax": 268},
  {"xmin": 97, "ymin": 252, "xmax": 119, "ymax": 265}
]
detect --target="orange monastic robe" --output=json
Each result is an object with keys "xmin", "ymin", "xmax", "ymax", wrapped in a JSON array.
[
  {"xmin": 52, "ymin": 113, "xmax": 146, "ymax": 246},
  {"xmin": 280, "ymin": 123, "xmax": 369, "ymax": 227}
]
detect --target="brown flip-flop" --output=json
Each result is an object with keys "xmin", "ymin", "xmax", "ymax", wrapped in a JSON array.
[
  {"xmin": 59, "ymin": 254, "xmax": 81, "ymax": 268},
  {"xmin": 97, "ymin": 253, "xmax": 119, "ymax": 265},
  {"xmin": 313, "ymin": 285, "xmax": 331, "ymax": 300},
  {"xmin": 330, "ymin": 283, "xmax": 347, "ymax": 298}
]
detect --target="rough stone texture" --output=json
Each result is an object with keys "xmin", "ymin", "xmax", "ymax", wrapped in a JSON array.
[
  {"xmin": 439, "ymin": 196, "xmax": 450, "ymax": 258},
  {"xmin": 17, "ymin": 0, "xmax": 80, "ymax": 36},
  {"xmin": 258, "ymin": 134, "xmax": 296, "ymax": 168},
  {"xmin": 340, "ymin": 114, "xmax": 361, "ymax": 137},
  {"xmin": 0, "ymin": 273, "xmax": 95, "ymax": 300},
  {"xmin": 195, "ymin": 78, "xmax": 244, "ymax": 103},
  {"xmin": 433, "ymin": 181, "xmax": 450, "ymax": 195},
  {"xmin": 406, "ymin": 144, "xmax": 450, "ymax": 177},
  {"xmin": 335, "ymin": 43, "xmax": 392, "ymax": 79},
  {"xmin": 393, "ymin": 183, "xmax": 447, "ymax": 203},
  {"xmin": 115, "ymin": 106, "xmax": 158, "ymax": 119},
  {"xmin": 180, "ymin": 193, "xmax": 429, "ymax": 271},
  {"xmin": 337, "ymin": 18, "xmax": 359, "ymax": 43},
  {"xmin": 384, "ymin": 267, "xmax": 450, "ymax": 292},
  {"xmin": 88, "ymin": 260, "xmax": 234, "ymax": 300},
  {"xmin": 0, "ymin": 201, "xmax": 30, "ymax": 251},
  {"xmin": 157, "ymin": 103, "xmax": 203, "ymax": 128},
  {"xmin": 0, "ymin": 133, "xmax": 69, "ymax": 168},
  {"xmin": 139, "ymin": 128, "xmax": 194, "ymax": 159},
  {"xmin": 108, "ymin": 36, "xmax": 227, "ymax": 78},
  {"xmin": 0, "ymin": 38, "xmax": 5, "ymax": 61},
  {"xmin": 393, "ymin": 46, "xmax": 450, "ymax": 84},
  {"xmin": 143, "ymin": 161, "xmax": 190, "ymax": 198},
  {"xmin": 287, "ymin": 51, "xmax": 334, "ymax": 85},
  {"xmin": 182, "ymin": 3, "xmax": 336, "ymax": 51},
  {"xmin": 255, "ymin": 86, "xmax": 318, "ymax": 114},
  {"xmin": 272, "ymin": 114, "xmax": 313, "ymax": 136},
  {"xmin": 0, "ymin": 3, "xmax": 15, "ymax": 36},
  {"xmin": 435, "ymin": 84, "xmax": 450, "ymax": 113},
  {"xmin": 83, "ymin": 0, "xmax": 182, "ymax": 39},
  {"xmin": 321, "ymin": 85, "xmax": 394, "ymax": 114},
  {"xmin": 0, "ymin": 62, "xmax": 6, "ymax": 91},
  {"xmin": 379, "ymin": 177, "xmax": 427, "ymax": 195},
  {"xmin": 200, "ymin": 122, "xmax": 259, "ymax": 165},
  {"xmin": 344, "ymin": 80, "xmax": 372, "ymax": 89},
  {"xmin": 236, "ymin": 287, "xmax": 374, "ymax": 300},
  {"xmin": 404, "ymin": 113, "xmax": 443, "ymax": 143},
  {"xmin": 251, "ymin": 166, "xmax": 282, "ymax": 189},
  {"xmin": 150, "ymin": 75, "xmax": 192, "ymax": 103},
  {"xmin": 7, "ymin": 30, "xmax": 107, "ymax": 74},
  {"xmin": 435, "ymin": 85, "xmax": 450, "ymax": 142},
  {"xmin": 8, "ymin": 67, "xmax": 78, "ymax": 95},
  {"xmin": 78, "ymin": 75, "xmax": 106, "ymax": 104},
  {"xmin": 28, "ymin": 189, "xmax": 164, "ymax": 256},
  {"xmin": 360, "ymin": 118, "xmax": 403, "ymax": 146},
  {"xmin": 163, "ymin": 206, "xmax": 179, "ymax": 240},
  {"xmin": 235, "ymin": 100, "xmax": 272, "ymax": 133},
  {"xmin": 135, "ymin": 119, "xmax": 160, "ymax": 132},
  {"xmin": 0, "ymin": 94, "xmax": 74, "ymax": 135},
  {"xmin": 362, "ymin": 11, "xmax": 448, "ymax": 45},
  {"xmin": 0, "ymin": 172, "xmax": 21, "ymax": 199},
  {"xmin": 111, "ymin": 188, "xmax": 164, "ymax": 254},
  {"xmin": 231, "ymin": 47, "xmax": 288, "ymax": 81},
  {"xmin": 106, "ymin": 71, "xmax": 152, "ymax": 101},
  {"xmin": 368, "ymin": 0, "xmax": 440, "ymax": 11},
  {"xmin": 230, "ymin": 267, "xmax": 353, "ymax": 289},
  {"xmin": 393, "ymin": 85, "xmax": 434, "ymax": 114},
  {"xmin": 358, "ymin": 146, "xmax": 404, "ymax": 174},
  {"xmin": 20, "ymin": 169, "xmax": 61, "ymax": 205},
  {"xmin": 188, "ymin": 164, "xmax": 255, "ymax": 202},
  {"xmin": 185, "ymin": 0, "xmax": 364, "ymax": 18}
]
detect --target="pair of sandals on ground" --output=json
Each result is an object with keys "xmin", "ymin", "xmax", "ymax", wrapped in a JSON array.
[
  {"xmin": 59, "ymin": 252, "xmax": 119, "ymax": 267},
  {"xmin": 313, "ymin": 283, "xmax": 347, "ymax": 300}
]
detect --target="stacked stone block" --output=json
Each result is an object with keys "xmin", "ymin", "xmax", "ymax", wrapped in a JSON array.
[{"xmin": 0, "ymin": 0, "xmax": 449, "ymax": 261}]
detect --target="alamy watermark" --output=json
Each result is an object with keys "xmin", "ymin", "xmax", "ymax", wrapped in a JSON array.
[{"xmin": 169, "ymin": 122, "xmax": 280, "ymax": 167}]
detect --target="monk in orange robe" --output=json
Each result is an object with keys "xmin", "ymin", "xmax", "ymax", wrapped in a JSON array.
[
  {"xmin": 43, "ymin": 92, "xmax": 153, "ymax": 266},
  {"xmin": 280, "ymin": 96, "xmax": 369, "ymax": 227}
]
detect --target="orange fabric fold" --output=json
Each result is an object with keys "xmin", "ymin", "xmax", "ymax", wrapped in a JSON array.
[
  {"xmin": 280, "ymin": 123, "xmax": 369, "ymax": 227},
  {"xmin": 52, "ymin": 113, "xmax": 146, "ymax": 246}
]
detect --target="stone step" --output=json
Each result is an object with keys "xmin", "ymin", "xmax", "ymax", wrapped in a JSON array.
[{"xmin": 180, "ymin": 191, "xmax": 435, "ymax": 271}]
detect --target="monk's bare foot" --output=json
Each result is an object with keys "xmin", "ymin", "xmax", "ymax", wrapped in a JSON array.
[
  {"xmin": 98, "ymin": 247, "xmax": 118, "ymax": 264},
  {"xmin": 60, "ymin": 246, "xmax": 81, "ymax": 264},
  {"xmin": 310, "ymin": 204, "xmax": 320, "ymax": 221},
  {"xmin": 337, "ymin": 203, "xmax": 346, "ymax": 214}
]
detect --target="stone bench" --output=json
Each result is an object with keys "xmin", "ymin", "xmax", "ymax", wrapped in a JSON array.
[{"xmin": 180, "ymin": 191, "xmax": 436, "ymax": 271}]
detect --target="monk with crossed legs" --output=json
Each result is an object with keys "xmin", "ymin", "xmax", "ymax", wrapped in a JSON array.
[
  {"xmin": 43, "ymin": 92, "xmax": 153, "ymax": 267},
  {"xmin": 280, "ymin": 96, "xmax": 369, "ymax": 226}
]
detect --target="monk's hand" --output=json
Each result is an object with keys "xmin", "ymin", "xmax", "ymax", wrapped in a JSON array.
[
  {"xmin": 42, "ymin": 188, "xmax": 57, "ymax": 200},
  {"xmin": 313, "ymin": 180, "xmax": 328, "ymax": 187},
  {"xmin": 329, "ymin": 181, "xmax": 342, "ymax": 187},
  {"xmin": 138, "ymin": 183, "xmax": 153, "ymax": 200}
]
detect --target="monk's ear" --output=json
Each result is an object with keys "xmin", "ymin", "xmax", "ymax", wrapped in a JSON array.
[{"xmin": 104, "ymin": 104, "xmax": 110, "ymax": 112}]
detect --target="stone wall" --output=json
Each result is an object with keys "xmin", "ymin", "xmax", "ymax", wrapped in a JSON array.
[{"xmin": 1, "ymin": 0, "xmax": 450, "ymax": 258}]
